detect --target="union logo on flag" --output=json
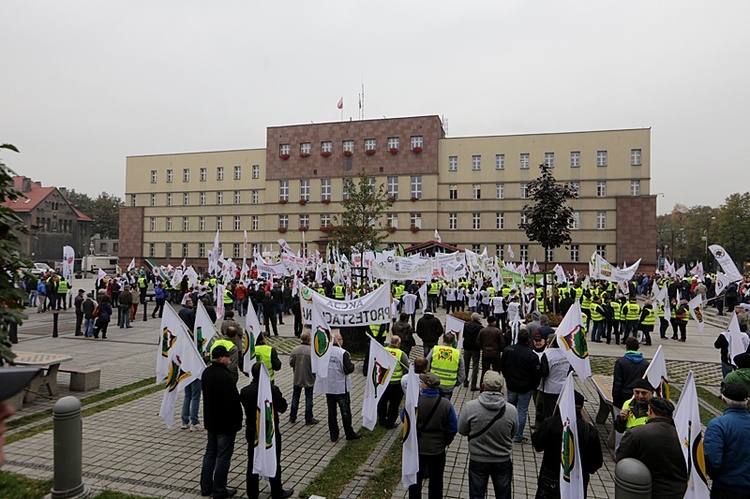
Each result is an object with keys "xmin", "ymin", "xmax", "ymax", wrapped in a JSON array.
[{"xmin": 559, "ymin": 325, "xmax": 589, "ymax": 359}]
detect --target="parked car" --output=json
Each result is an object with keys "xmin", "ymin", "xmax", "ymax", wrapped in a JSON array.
[{"xmin": 28, "ymin": 262, "xmax": 52, "ymax": 277}]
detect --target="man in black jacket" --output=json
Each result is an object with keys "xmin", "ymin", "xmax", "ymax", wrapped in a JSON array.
[
  {"xmin": 200, "ymin": 345, "xmax": 243, "ymax": 499},
  {"xmin": 500, "ymin": 329, "xmax": 540, "ymax": 443},
  {"xmin": 462, "ymin": 313, "xmax": 484, "ymax": 391},
  {"xmin": 415, "ymin": 312, "xmax": 443, "ymax": 358},
  {"xmin": 239, "ymin": 362, "xmax": 294, "ymax": 499}
]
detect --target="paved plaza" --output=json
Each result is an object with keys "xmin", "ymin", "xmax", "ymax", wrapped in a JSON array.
[{"xmin": 3, "ymin": 281, "xmax": 730, "ymax": 498}]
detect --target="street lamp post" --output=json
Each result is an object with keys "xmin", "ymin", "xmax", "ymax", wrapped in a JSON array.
[{"xmin": 704, "ymin": 216, "xmax": 716, "ymax": 273}]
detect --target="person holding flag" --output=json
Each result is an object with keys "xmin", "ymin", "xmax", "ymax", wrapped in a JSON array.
[{"xmin": 377, "ymin": 335, "xmax": 409, "ymax": 429}]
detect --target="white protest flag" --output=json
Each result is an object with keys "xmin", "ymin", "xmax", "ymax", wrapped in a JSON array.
[
  {"xmin": 242, "ymin": 303, "xmax": 262, "ymax": 374},
  {"xmin": 418, "ymin": 282, "xmax": 429, "ymax": 314},
  {"xmin": 277, "ymin": 238, "xmax": 295, "ymax": 255},
  {"xmin": 676, "ymin": 265, "xmax": 686, "ymax": 278},
  {"xmin": 532, "ymin": 259, "xmax": 540, "ymax": 274},
  {"xmin": 214, "ymin": 283, "xmax": 226, "ymax": 322},
  {"xmin": 726, "ymin": 312, "xmax": 750, "ymax": 367},
  {"xmin": 558, "ymin": 372, "xmax": 584, "ymax": 499},
  {"xmin": 644, "ymin": 345, "xmax": 671, "ymax": 400},
  {"xmin": 127, "ymin": 257, "xmax": 136, "ymax": 272},
  {"xmin": 434, "ymin": 229, "xmax": 441, "ymax": 243},
  {"xmin": 158, "ymin": 308, "xmax": 206, "ymax": 428},
  {"xmin": 652, "ymin": 281, "xmax": 667, "ymax": 304},
  {"xmin": 673, "ymin": 371, "xmax": 710, "ymax": 498},
  {"xmin": 195, "ymin": 300, "xmax": 218, "ymax": 359},
  {"xmin": 252, "ymin": 362, "xmax": 278, "ymax": 478},
  {"xmin": 687, "ymin": 295, "xmax": 705, "ymax": 334},
  {"xmin": 507, "ymin": 244, "xmax": 515, "ymax": 260},
  {"xmin": 362, "ymin": 334, "xmax": 398, "ymax": 430},
  {"xmin": 445, "ymin": 314, "xmax": 467, "ymax": 351},
  {"xmin": 714, "ymin": 272, "xmax": 732, "ymax": 297},
  {"xmin": 157, "ymin": 304, "xmax": 186, "ymax": 383},
  {"xmin": 555, "ymin": 301, "xmax": 591, "ymax": 379},
  {"xmin": 710, "ymin": 244, "xmax": 743, "ymax": 282},
  {"xmin": 97, "ymin": 268, "xmax": 106, "ymax": 280},
  {"xmin": 689, "ymin": 262, "xmax": 704, "ymax": 282},
  {"xmin": 401, "ymin": 363, "xmax": 420, "ymax": 489},
  {"xmin": 62, "ymin": 246, "xmax": 75, "ymax": 283},
  {"xmin": 553, "ymin": 263, "xmax": 567, "ymax": 283},
  {"xmin": 310, "ymin": 297, "xmax": 335, "ymax": 378}
]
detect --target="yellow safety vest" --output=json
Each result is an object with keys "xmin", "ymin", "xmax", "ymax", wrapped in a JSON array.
[
  {"xmin": 429, "ymin": 283, "xmax": 439, "ymax": 295},
  {"xmin": 57, "ymin": 280, "xmax": 69, "ymax": 293},
  {"xmin": 334, "ymin": 285, "xmax": 345, "ymax": 299},
  {"xmin": 431, "ymin": 346, "xmax": 460, "ymax": 387},
  {"xmin": 581, "ymin": 294, "xmax": 591, "ymax": 310},
  {"xmin": 626, "ymin": 303, "xmax": 640, "ymax": 321},
  {"xmin": 610, "ymin": 301, "xmax": 621, "ymax": 320},
  {"xmin": 590, "ymin": 304, "xmax": 603, "ymax": 322},
  {"xmin": 487, "ymin": 286, "xmax": 495, "ymax": 298},
  {"xmin": 255, "ymin": 344, "xmax": 275, "ymax": 381},
  {"xmin": 385, "ymin": 347, "xmax": 405, "ymax": 382},
  {"xmin": 641, "ymin": 307, "xmax": 655, "ymax": 326},
  {"xmin": 622, "ymin": 398, "xmax": 649, "ymax": 432},
  {"xmin": 223, "ymin": 289, "xmax": 233, "ymax": 304}
]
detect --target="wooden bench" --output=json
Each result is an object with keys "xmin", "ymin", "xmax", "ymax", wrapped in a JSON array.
[
  {"xmin": 589, "ymin": 374, "xmax": 617, "ymax": 449},
  {"xmin": 59, "ymin": 365, "xmax": 101, "ymax": 391}
]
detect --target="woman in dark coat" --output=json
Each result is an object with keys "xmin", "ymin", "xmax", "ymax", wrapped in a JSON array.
[{"xmin": 93, "ymin": 295, "xmax": 113, "ymax": 339}]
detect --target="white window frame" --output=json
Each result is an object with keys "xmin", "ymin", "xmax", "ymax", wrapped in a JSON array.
[
  {"xmin": 300, "ymin": 142, "xmax": 311, "ymax": 155},
  {"xmin": 410, "ymin": 136, "xmax": 423, "ymax": 150},
  {"xmin": 280, "ymin": 144, "xmax": 290, "ymax": 156},
  {"xmin": 216, "ymin": 216, "xmax": 223, "ymax": 231},
  {"xmin": 234, "ymin": 216, "xmax": 241, "ymax": 231},
  {"xmin": 387, "ymin": 137, "xmax": 399, "ymax": 151},
  {"xmin": 279, "ymin": 180, "xmax": 289, "ymax": 201},
  {"xmin": 234, "ymin": 190, "xmax": 241, "ymax": 204},
  {"xmin": 166, "ymin": 169, "xmax": 173, "ymax": 183},
  {"xmin": 597, "ymin": 150, "xmax": 608, "ymax": 167},
  {"xmin": 131, "ymin": 194, "xmax": 137, "ymax": 206},
  {"xmin": 448, "ymin": 156, "xmax": 458, "ymax": 172},
  {"xmin": 571, "ymin": 244, "xmax": 580, "ymax": 262},
  {"xmin": 410, "ymin": 212, "xmax": 422, "ymax": 229},
  {"xmin": 472, "ymin": 183, "xmax": 481, "ymax": 200},
  {"xmin": 199, "ymin": 216, "xmax": 205, "ymax": 231},
  {"xmin": 252, "ymin": 165, "xmax": 260, "ymax": 179},
  {"xmin": 596, "ymin": 245, "xmax": 606, "ymax": 258},
  {"xmin": 150, "ymin": 170, "xmax": 157, "ymax": 183},
  {"xmin": 343, "ymin": 140, "xmax": 354, "ymax": 153},
  {"xmin": 449, "ymin": 184, "xmax": 458, "ymax": 200},
  {"xmin": 630, "ymin": 180, "xmax": 640, "ymax": 196},
  {"xmin": 299, "ymin": 214, "xmax": 309, "ymax": 228},
  {"xmin": 183, "ymin": 169, "xmax": 190, "ymax": 182},
  {"xmin": 150, "ymin": 217, "xmax": 156, "ymax": 231},
  {"xmin": 544, "ymin": 152, "xmax": 554, "ymax": 168},
  {"xmin": 496, "ymin": 183, "xmax": 504, "ymax": 199},
  {"xmin": 597, "ymin": 211, "xmax": 606, "ymax": 230},
  {"xmin": 520, "ymin": 183, "xmax": 528, "ymax": 199},
  {"xmin": 597, "ymin": 181, "xmax": 607, "ymax": 198},
  {"xmin": 149, "ymin": 243, "xmax": 156, "ymax": 258},
  {"xmin": 198, "ymin": 243, "xmax": 205, "ymax": 258},
  {"xmin": 321, "ymin": 179, "xmax": 331, "ymax": 200},
  {"xmin": 166, "ymin": 217, "xmax": 173, "ymax": 232},
  {"xmin": 279, "ymin": 215, "xmax": 288, "ymax": 229},
  {"xmin": 472, "ymin": 213, "xmax": 481, "ymax": 230},
  {"xmin": 546, "ymin": 248, "xmax": 554, "ymax": 261},
  {"xmin": 167, "ymin": 193, "xmax": 173, "ymax": 206},
  {"xmin": 200, "ymin": 192, "xmax": 206, "ymax": 205},
  {"xmin": 520, "ymin": 153, "xmax": 530, "ymax": 169},
  {"xmin": 410, "ymin": 176, "xmax": 422, "ymax": 199},
  {"xmin": 364, "ymin": 138, "xmax": 376, "ymax": 152},
  {"xmin": 631, "ymin": 149, "xmax": 642, "ymax": 166},
  {"xmin": 217, "ymin": 166, "xmax": 224, "ymax": 181},
  {"xmin": 570, "ymin": 182, "xmax": 580, "ymax": 197},
  {"xmin": 449, "ymin": 213, "xmax": 457, "ymax": 230},
  {"xmin": 496, "ymin": 212, "xmax": 505, "ymax": 230},
  {"xmin": 217, "ymin": 191, "xmax": 224, "ymax": 205},
  {"xmin": 520, "ymin": 244, "xmax": 529, "ymax": 262},
  {"xmin": 234, "ymin": 165, "xmax": 242, "ymax": 180},
  {"xmin": 200, "ymin": 167, "xmax": 206, "ymax": 182},
  {"xmin": 570, "ymin": 151, "xmax": 581, "ymax": 168},
  {"xmin": 183, "ymin": 193, "xmax": 189, "ymax": 206},
  {"xmin": 251, "ymin": 215, "xmax": 259, "ymax": 231},
  {"xmin": 321, "ymin": 141, "xmax": 332, "ymax": 154},
  {"xmin": 570, "ymin": 211, "xmax": 580, "ymax": 230},
  {"xmin": 495, "ymin": 154, "xmax": 505, "ymax": 170},
  {"xmin": 183, "ymin": 217, "xmax": 189, "ymax": 231},
  {"xmin": 150, "ymin": 194, "xmax": 156, "ymax": 207},
  {"xmin": 233, "ymin": 243, "xmax": 240, "ymax": 259},
  {"xmin": 251, "ymin": 190, "xmax": 259, "ymax": 204},
  {"xmin": 182, "ymin": 243, "xmax": 189, "ymax": 258},
  {"xmin": 387, "ymin": 176, "xmax": 398, "ymax": 199},
  {"xmin": 300, "ymin": 179, "xmax": 310, "ymax": 201},
  {"xmin": 321, "ymin": 214, "xmax": 331, "ymax": 227},
  {"xmin": 472, "ymin": 155, "xmax": 481, "ymax": 171}
]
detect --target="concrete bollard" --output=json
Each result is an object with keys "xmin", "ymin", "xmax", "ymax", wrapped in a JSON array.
[
  {"xmin": 52, "ymin": 312, "xmax": 59, "ymax": 338},
  {"xmin": 615, "ymin": 457, "xmax": 651, "ymax": 499},
  {"xmin": 50, "ymin": 396, "xmax": 90, "ymax": 498}
]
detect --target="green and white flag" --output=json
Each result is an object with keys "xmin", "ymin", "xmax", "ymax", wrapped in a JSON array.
[
  {"xmin": 362, "ymin": 334, "xmax": 397, "ymax": 430},
  {"xmin": 643, "ymin": 345, "xmax": 670, "ymax": 400},
  {"xmin": 252, "ymin": 362, "xmax": 277, "ymax": 478},
  {"xmin": 445, "ymin": 315, "xmax": 466, "ymax": 351},
  {"xmin": 242, "ymin": 302, "xmax": 262, "ymax": 375},
  {"xmin": 195, "ymin": 299, "xmax": 217, "ymax": 359},
  {"xmin": 673, "ymin": 371, "xmax": 710, "ymax": 498},
  {"xmin": 558, "ymin": 372, "xmax": 584, "ymax": 499},
  {"xmin": 555, "ymin": 301, "xmax": 591, "ymax": 379},
  {"xmin": 310, "ymin": 297, "xmax": 334, "ymax": 378},
  {"xmin": 401, "ymin": 363, "xmax": 420, "ymax": 489},
  {"xmin": 687, "ymin": 295, "xmax": 705, "ymax": 334}
]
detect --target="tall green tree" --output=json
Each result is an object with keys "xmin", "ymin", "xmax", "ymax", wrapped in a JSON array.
[
  {"xmin": 332, "ymin": 169, "xmax": 393, "ymax": 258},
  {"xmin": 90, "ymin": 192, "xmax": 124, "ymax": 239},
  {"xmin": 715, "ymin": 192, "xmax": 750, "ymax": 270},
  {"xmin": 66, "ymin": 189, "xmax": 95, "ymax": 217}
]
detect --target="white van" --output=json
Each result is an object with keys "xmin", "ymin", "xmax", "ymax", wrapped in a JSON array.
[{"xmin": 81, "ymin": 255, "xmax": 119, "ymax": 274}]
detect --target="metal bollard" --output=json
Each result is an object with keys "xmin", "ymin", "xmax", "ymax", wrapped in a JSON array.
[
  {"xmin": 615, "ymin": 457, "xmax": 651, "ymax": 499},
  {"xmin": 142, "ymin": 301, "xmax": 148, "ymax": 322},
  {"xmin": 9, "ymin": 321, "xmax": 18, "ymax": 343},
  {"xmin": 50, "ymin": 396, "xmax": 90, "ymax": 498},
  {"xmin": 52, "ymin": 311, "xmax": 59, "ymax": 338}
]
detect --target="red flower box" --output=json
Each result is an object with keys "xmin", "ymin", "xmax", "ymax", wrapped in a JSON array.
[
  {"xmin": 300, "ymin": 152, "xmax": 310, "ymax": 158},
  {"xmin": 279, "ymin": 199, "xmax": 288, "ymax": 204},
  {"xmin": 343, "ymin": 150, "xmax": 353, "ymax": 157},
  {"xmin": 280, "ymin": 153, "xmax": 290, "ymax": 160},
  {"xmin": 298, "ymin": 226, "xmax": 308, "ymax": 232},
  {"xmin": 365, "ymin": 149, "xmax": 376, "ymax": 156},
  {"xmin": 321, "ymin": 151, "xmax": 332, "ymax": 157},
  {"xmin": 278, "ymin": 227, "xmax": 287, "ymax": 234},
  {"xmin": 387, "ymin": 196, "xmax": 396, "ymax": 203},
  {"xmin": 410, "ymin": 226, "xmax": 420, "ymax": 233},
  {"xmin": 386, "ymin": 227, "xmax": 397, "ymax": 233},
  {"xmin": 299, "ymin": 199, "xmax": 307, "ymax": 206},
  {"xmin": 412, "ymin": 146, "xmax": 423, "ymax": 154},
  {"xmin": 410, "ymin": 196, "xmax": 419, "ymax": 202},
  {"xmin": 322, "ymin": 199, "xmax": 331, "ymax": 204},
  {"xmin": 389, "ymin": 148, "xmax": 398, "ymax": 155},
  {"xmin": 320, "ymin": 226, "xmax": 333, "ymax": 233}
]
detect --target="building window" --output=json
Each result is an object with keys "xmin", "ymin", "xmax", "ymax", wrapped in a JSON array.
[
  {"xmin": 251, "ymin": 190, "xmax": 259, "ymax": 204},
  {"xmin": 410, "ymin": 212, "xmax": 422, "ymax": 229},
  {"xmin": 472, "ymin": 213, "xmax": 481, "ymax": 230},
  {"xmin": 199, "ymin": 216, "xmax": 205, "ymax": 231},
  {"xmin": 150, "ymin": 217, "xmax": 156, "ymax": 231},
  {"xmin": 410, "ymin": 176, "xmax": 422, "ymax": 200},
  {"xmin": 571, "ymin": 245, "xmax": 580, "ymax": 262},
  {"xmin": 233, "ymin": 165, "xmax": 241, "ymax": 180},
  {"xmin": 496, "ymin": 246, "xmax": 504, "ymax": 261},
  {"xmin": 198, "ymin": 243, "xmax": 205, "ymax": 258},
  {"xmin": 232, "ymin": 243, "xmax": 240, "ymax": 259},
  {"xmin": 199, "ymin": 192, "xmax": 206, "ymax": 205},
  {"xmin": 234, "ymin": 216, "xmax": 241, "ymax": 231},
  {"xmin": 321, "ymin": 214, "xmax": 331, "ymax": 227},
  {"xmin": 597, "ymin": 181, "xmax": 607, "ymax": 197},
  {"xmin": 472, "ymin": 184, "xmax": 481, "ymax": 200},
  {"xmin": 299, "ymin": 179, "xmax": 310, "ymax": 201},
  {"xmin": 472, "ymin": 155, "xmax": 481, "ymax": 171},
  {"xmin": 183, "ymin": 193, "xmax": 190, "ymax": 206},
  {"xmin": 279, "ymin": 180, "xmax": 289, "ymax": 201},
  {"xmin": 596, "ymin": 211, "xmax": 606, "ymax": 229},
  {"xmin": 165, "ymin": 242, "xmax": 171, "ymax": 258},
  {"xmin": 252, "ymin": 165, "xmax": 260, "ymax": 179},
  {"xmin": 546, "ymin": 248, "xmax": 554, "ymax": 261},
  {"xmin": 343, "ymin": 179, "xmax": 352, "ymax": 201},
  {"xmin": 300, "ymin": 214, "xmax": 309, "ymax": 228},
  {"xmin": 300, "ymin": 142, "xmax": 311, "ymax": 155},
  {"xmin": 183, "ymin": 169, "xmax": 190, "ymax": 182},
  {"xmin": 496, "ymin": 154, "xmax": 505, "ymax": 170},
  {"xmin": 343, "ymin": 140, "xmax": 354, "ymax": 154},
  {"xmin": 631, "ymin": 149, "xmax": 641, "ymax": 166},
  {"xmin": 149, "ymin": 243, "xmax": 156, "ymax": 258},
  {"xmin": 183, "ymin": 217, "xmax": 189, "ymax": 231},
  {"xmin": 321, "ymin": 141, "xmax": 332, "ymax": 154},
  {"xmin": 569, "ymin": 182, "xmax": 580, "ymax": 197},
  {"xmin": 217, "ymin": 167, "xmax": 224, "ymax": 181},
  {"xmin": 520, "ymin": 213, "xmax": 528, "ymax": 226},
  {"xmin": 544, "ymin": 152, "xmax": 554, "ymax": 168},
  {"xmin": 520, "ymin": 183, "xmax": 529, "ymax": 199},
  {"xmin": 364, "ymin": 138, "xmax": 376, "ymax": 152},
  {"xmin": 251, "ymin": 215, "xmax": 259, "ymax": 231},
  {"xmin": 496, "ymin": 183, "xmax": 504, "ymax": 199},
  {"xmin": 150, "ymin": 194, "xmax": 156, "ymax": 207},
  {"xmin": 630, "ymin": 180, "xmax": 640, "ymax": 196},
  {"xmin": 131, "ymin": 194, "xmax": 137, "ymax": 206},
  {"xmin": 410, "ymin": 136, "xmax": 423, "ymax": 151},
  {"xmin": 234, "ymin": 191, "xmax": 241, "ymax": 204},
  {"xmin": 570, "ymin": 151, "xmax": 581, "ymax": 168},
  {"xmin": 520, "ymin": 244, "xmax": 529, "ymax": 262},
  {"xmin": 150, "ymin": 170, "xmax": 157, "ymax": 183},
  {"xmin": 520, "ymin": 153, "xmax": 530, "ymax": 169},
  {"xmin": 166, "ymin": 217, "xmax": 173, "ymax": 231},
  {"xmin": 167, "ymin": 193, "xmax": 173, "ymax": 206},
  {"xmin": 449, "ymin": 184, "xmax": 458, "ymax": 200},
  {"xmin": 387, "ymin": 176, "xmax": 398, "ymax": 199},
  {"xmin": 280, "ymin": 144, "xmax": 290, "ymax": 157},
  {"xmin": 321, "ymin": 179, "xmax": 331, "ymax": 201},
  {"xmin": 216, "ymin": 216, "xmax": 223, "ymax": 231},
  {"xmin": 596, "ymin": 245, "xmax": 606, "ymax": 258},
  {"xmin": 448, "ymin": 156, "xmax": 458, "ymax": 172},
  {"xmin": 166, "ymin": 169, "xmax": 173, "ymax": 183},
  {"xmin": 570, "ymin": 211, "xmax": 580, "ymax": 230},
  {"xmin": 217, "ymin": 191, "xmax": 224, "ymax": 205},
  {"xmin": 387, "ymin": 213, "xmax": 398, "ymax": 228},
  {"xmin": 449, "ymin": 213, "xmax": 457, "ymax": 230},
  {"xmin": 496, "ymin": 212, "xmax": 505, "ymax": 230},
  {"xmin": 200, "ymin": 167, "xmax": 206, "ymax": 182},
  {"xmin": 597, "ymin": 150, "xmax": 608, "ymax": 167},
  {"xmin": 279, "ymin": 215, "xmax": 288, "ymax": 229},
  {"xmin": 387, "ymin": 137, "xmax": 399, "ymax": 151}
]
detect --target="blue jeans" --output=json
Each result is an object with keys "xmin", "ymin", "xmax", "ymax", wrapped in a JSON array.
[
  {"xmin": 118, "ymin": 306, "xmax": 131, "ymax": 328},
  {"xmin": 468, "ymin": 459, "xmax": 512, "ymax": 499},
  {"xmin": 507, "ymin": 390, "xmax": 532, "ymax": 441},
  {"xmin": 200, "ymin": 431, "xmax": 236, "ymax": 497},
  {"xmin": 592, "ymin": 321, "xmax": 605, "ymax": 341},
  {"xmin": 290, "ymin": 385, "xmax": 314, "ymax": 423},
  {"xmin": 182, "ymin": 379, "xmax": 201, "ymax": 425},
  {"xmin": 29, "ymin": 290, "xmax": 38, "ymax": 307},
  {"xmin": 84, "ymin": 317, "xmax": 96, "ymax": 337}
]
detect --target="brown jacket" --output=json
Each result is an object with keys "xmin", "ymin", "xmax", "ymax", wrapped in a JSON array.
[{"xmin": 477, "ymin": 326, "xmax": 505, "ymax": 358}]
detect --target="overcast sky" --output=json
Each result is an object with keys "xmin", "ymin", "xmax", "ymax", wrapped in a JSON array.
[{"xmin": 2, "ymin": 1, "xmax": 748, "ymax": 214}]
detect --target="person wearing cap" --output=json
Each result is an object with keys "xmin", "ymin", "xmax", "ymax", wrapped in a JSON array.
[
  {"xmin": 612, "ymin": 337, "xmax": 650, "ymax": 410},
  {"xmin": 704, "ymin": 382, "xmax": 750, "ymax": 498},
  {"xmin": 458, "ymin": 370, "xmax": 517, "ymax": 499},
  {"xmin": 714, "ymin": 324, "xmax": 750, "ymax": 379},
  {"xmin": 254, "ymin": 333, "xmax": 282, "ymax": 383},
  {"xmin": 403, "ymin": 371, "xmax": 457, "ymax": 499},
  {"xmin": 199, "ymin": 345, "xmax": 243, "ymax": 499},
  {"xmin": 315, "ymin": 332, "xmax": 361, "ymax": 442},
  {"xmin": 377, "ymin": 335, "xmax": 409, "ymax": 429},
  {"xmin": 82, "ymin": 291, "xmax": 97, "ymax": 338},
  {"xmin": 722, "ymin": 351, "xmax": 750, "ymax": 394},
  {"xmin": 616, "ymin": 397, "xmax": 688, "ymax": 499},
  {"xmin": 0, "ymin": 367, "xmax": 42, "ymax": 467},
  {"xmin": 426, "ymin": 332, "xmax": 465, "ymax": 400},
  {"xmin": 532, "ymin": 390, "xmax": 603, "ymax": 498},
  {"xmin": 613, "ymin": 377, "xmax": 654, "ymax": 438},
  {"xmin": 239, "ymin": 362, "xmax": 294, "ymax": 499},
  {"xmin": 73, "ymin": 288, "xmax": 86, "ymax": 335}
]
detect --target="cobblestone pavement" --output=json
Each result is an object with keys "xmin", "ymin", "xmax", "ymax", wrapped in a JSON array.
[{"xmin": 4, "ymin": 289, "xmax": 730, "ymax": 498}]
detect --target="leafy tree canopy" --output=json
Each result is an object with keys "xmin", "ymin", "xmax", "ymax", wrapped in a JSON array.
[{"xmin": 67, "ymin": 190, "xmax": 123, "ymax": 239}]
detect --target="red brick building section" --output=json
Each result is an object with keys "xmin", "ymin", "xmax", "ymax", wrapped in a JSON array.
[
  {"xmin": 616, "ymin": 196, "xmax": 657, "ymax": 272},
  {"xmin": 265, "ymin": 115, "xmax": 445, "ymax": 180},
  {"xmin": 119, "ymin": 206, "xmax": 144, "ymax": 266}
]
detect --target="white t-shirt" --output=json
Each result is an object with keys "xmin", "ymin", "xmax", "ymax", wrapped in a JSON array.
[{"xmin": 402, "ymin": 293, "xmax": 418, "ymax": 315}]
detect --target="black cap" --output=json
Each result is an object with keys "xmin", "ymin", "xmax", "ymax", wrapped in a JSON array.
[
  {"xmin": 649, "ymin": 397, "xmax": 675, "ymax": 416},
  {"xmin": 633, "ymin": 378, "xmax": 654, "ymax": 391},
  {"xmin": 722, "ymin": 382, "xmax": 749, "ymax": 402}
]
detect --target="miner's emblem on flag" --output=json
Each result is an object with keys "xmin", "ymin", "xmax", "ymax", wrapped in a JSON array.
[
  {"xmin": 161, "ymin": 327, "xmax": 176, "ymax": 358},
  {"xmin": 314, "ymin": 326, "xmax": 331, "ymax": 358},
  {"xmin": 371, "ymin": 359, "xmax": 391, "ymax": 395},
  {"xmin": 559, "ymin": 324, "xmax": 589, "ymax": 359},
  {"xmin": 561, "ymin": 419, "xmax": 576, "ymax": 482}
]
